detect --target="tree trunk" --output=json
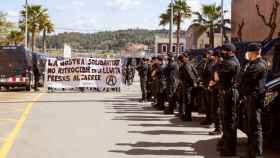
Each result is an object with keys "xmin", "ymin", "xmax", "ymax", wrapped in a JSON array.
[
  {"xmin": 42, "ymin": 29, "xmax": 46, "ymax": 53},
  {"xmin": 268, "ymin": 24, "xmax": 277, "ymax": 40},
  {"xmin": 31, "ymin": 30, "xmax": 36, "ymax": 52},
  {"xmin": 209, "ymin": 24, "xmax": 214, "ymax": 48},
  {"xmin": 176, "ymin": 15, "xmax": 181, "ymax": 54},
  {"xmin": 27, "ymin": 32, "xmax": 30, "ymax": 48}
]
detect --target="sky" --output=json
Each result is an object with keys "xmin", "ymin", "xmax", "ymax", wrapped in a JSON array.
[{"xmin": 0, "ymin": 0, "xmax": 231, "ymax": 33}]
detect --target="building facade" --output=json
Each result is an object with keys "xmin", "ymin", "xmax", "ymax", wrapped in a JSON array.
[
  {"xmin": 186, "ymin": 24, "xmax": 231, "ymax": 49},
  {"xmin": 232, "ymin": 0, "xmax": 280, "ymax": 42},
  {"xmin": 154, "ymin": 33, "xmax": 186, "ymax": 54}
]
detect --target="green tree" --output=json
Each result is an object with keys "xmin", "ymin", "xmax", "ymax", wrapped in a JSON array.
[
  {"xmin": 19, "ymin": 5, "xmax": 50, "ymax": 51},
  {"xmin": 7, "ymin": 31, "xmax": 24, "ymax": 45},
  {"xmin": 193, "ymin": 4, "xmax": 230, "ymax": 48},
  {"xmin": 160, "ymin": 0, "xmax": 192, "ymax": 53},
  {"xmin": 0, "ymin": 11, "xmax": 15, "ymax": 44}
]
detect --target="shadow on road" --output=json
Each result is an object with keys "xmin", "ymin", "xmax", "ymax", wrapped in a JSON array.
[
  {"xmin": 128, "ymin": 130, "xmax": 210, "ymax": 136},
  {"xmin": 107, "ymin": 95, "xmax": 280, "ymax": 158},
  {"xmin": 109, "ymin": 148, "xmax": 197, "ymax": 156},
  {"xmin": 109, "ymin": 138, "xmax": 226, "ymax": 157},
  {"xmin": 107, "ymin": 96, "xmax": 227, "ymax": 157},
  {"xmin": 109, "ymin": 138, "xmax": 250, "ymax": 158},
  {"xmin": 0, "ymin": 99, "xmax": 131, "ymax": 104}
]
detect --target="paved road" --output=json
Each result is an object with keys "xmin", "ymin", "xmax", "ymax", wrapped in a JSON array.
[{"xmin": 0, "ymin": 84, "xmax": 279, "ymax": 158}]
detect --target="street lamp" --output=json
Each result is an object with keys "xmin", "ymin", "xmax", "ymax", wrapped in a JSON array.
[
  {"xmin": 221, "ymin": 0, "xmax": 224, "ymax": 45},
  {"xmin": 25, "ymin": 0, "xmax": 28, "ymax": 48},
  {"xmin": 169, "ymin": 0, "xmax": 174, "ymax": 55}
]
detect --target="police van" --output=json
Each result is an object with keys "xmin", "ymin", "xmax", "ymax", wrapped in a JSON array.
[{"xmin": 0, "ymin": 46, "xmax": 35, "ymax": 91}]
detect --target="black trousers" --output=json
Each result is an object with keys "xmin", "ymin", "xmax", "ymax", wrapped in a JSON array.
[
  {"xmin": 203, "ymin": 88, "xmax": 212, "ymax": 121},
  {"xmin": 245, "ymin": 94, "xmax": 264, "ymax": 158},
  {"xmin": 140, "ymin": 79, "xmax": 147, "ymax": 100},
  {"xmin": 183, "ymin": 87, "xmax": 193, "ymax": 120},
  {"xmin": 165, "ymin": 84, "xmax": 176, "ymax": 111},
  {"xmin": 219, "ymin": 88, "xmax": 238, "ymax": 153},
  {"xmin": 157, "ymin": 90, "xmax": 165, "ymax": 109},
  {"xmin": 211, "ymin": 89, "xmax": 221, "ymax": 130},
  {"xmin": 34, "ymin": 74, "xmax": 40, "ymax": 89},
  {"xmin": 151, "ymin": 80, "xmax": 159, "ymax": 102}
]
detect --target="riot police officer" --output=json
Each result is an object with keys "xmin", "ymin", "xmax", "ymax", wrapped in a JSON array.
[
  {"xmin": 216, "ymin": 43, "xmax": 240, "ymax": 156},
  {"xmin": 240, "ymin": 43, "xmax": 267, "ymax": 158},
  {"xmin": 178, "ymin": 53, "xmax": 198, "ymax": 121},
  {"xmin": 150, "ymin": 57, "xmax": 158, "ymax": 104},
  {"xmin": 152, "ymin": 56, "xmax": 166, "ymax": 110},
  {"xmin": 136, "ymin": 58, "xmax": 149, "ymax": 102},
  {"xmin": 33, "ymin": 62, "xmax": 40, "ymax": 91},
  {"xmin": 208, "ymin": 50, "xmax": 223, "ymax": 135},
  {"xmin": 163, "ymin": 54, "xmax": 178, "ymax": 114},
  {"xmin": 200, "ymin": 50, "xmax": 215, "ymax": 125}
]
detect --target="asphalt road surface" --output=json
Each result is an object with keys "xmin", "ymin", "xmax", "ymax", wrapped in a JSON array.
[{"xmin": 0, "ymin": 83, "xmax": 279, "ymax": 158}]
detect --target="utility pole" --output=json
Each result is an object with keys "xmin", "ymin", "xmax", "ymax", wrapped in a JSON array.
[
  {"xmin": 25, "ymin": 0, "xmax": 28, "ymax": 48},
  {"xmin": 221, "ymin": 0, "xmax": 224, "ymax": 45},
  {"xmin": 169, "ymin": 0, "xmax": 174, "ymax": 55}
]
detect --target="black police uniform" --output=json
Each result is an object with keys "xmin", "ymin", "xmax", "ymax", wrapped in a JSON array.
[
  {"xmin": 163, "ymin": 58, "xmax": 178, "ymax": 114},
  {"xmin": 136, "ymin": 61, "xmax": 149, "ymax": 101},
  {"xmin": 153, "ymin": 62, "xmax": 166, "ymax": 110},
  {"xmin": 240, "ymin": 56, "xmax": 267, "ymax": 158},
  {"xmin": 217, "ymin": 52, "xmax": 240, "ymax": 156},
  {"xmin": 209, "ymin": 62, "xmax": 222, "ymax": 134},
  {"xmin": 151, "ymin": 62, "xmax": 158, "ymax": 104},
  {"xmin": 179, "ymin": 62, "xmax": 198, "ymax": 121},
  {"xmin": 201, "ymin": 58, "xmax": 215, "ymax": 124},
  {"xmin": 146, "ymin": 63, "xmax": 153, "ymax": 100},
  {"xmin": 33, "ymin": 64, "xmax": 40, "ymax": 91},
  {"xmin": 272, "ymin": 41, "xmax": 280, "ymax": 78}
]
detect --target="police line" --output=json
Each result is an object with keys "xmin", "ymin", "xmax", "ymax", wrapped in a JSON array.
[{"xmin": 44, "ymin": 57, "xmax": 122, "ymax": 92}]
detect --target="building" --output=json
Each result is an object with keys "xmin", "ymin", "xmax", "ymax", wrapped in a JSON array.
[
  {"xmin": 154, "ymin": 33, "xmax": 186, "ymax": 54},
  {"xmin": 232, "ymin": 0, "xmax": 280, "ymax": 42},
  {"xmin": 186, "ymin": 24, "xmax": 231, "ymax": 49}
]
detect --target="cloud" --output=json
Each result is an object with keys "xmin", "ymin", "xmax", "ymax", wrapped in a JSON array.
[
  {"xmin": 71, "ymin": 17, "xmax": 98, "ymax": 32},
  {"xmin": 188, "ymin": 0, "xmax": 201, "ymax": 12},
  {"xmin": 107, "ymin": 0, "xmax": 141, "ymax": 11},
  {"xmin": 6, "ymin": 10, "xmax": 20, "ymax": 22},
  {"xmin": 71, "ymin": 1, "xmax": 85, "ymax": 8}
]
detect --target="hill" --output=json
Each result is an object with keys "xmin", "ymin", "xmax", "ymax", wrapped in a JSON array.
[{"xmin": 43, "ymin": 29, "xmax": 170, "ymax": 52}]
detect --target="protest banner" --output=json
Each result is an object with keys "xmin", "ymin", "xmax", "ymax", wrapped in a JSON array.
[{"xmin": 45, "ymin": 58, "xmax": 122, "ymax": 92}]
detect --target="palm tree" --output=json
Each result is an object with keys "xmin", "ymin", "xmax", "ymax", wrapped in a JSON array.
[
  {"xmin": 160, "ymin": 0, "xmax": 192, "ymax": 53},
  {"xmin": 39, "ymin": 15, "xmax": 54, "ymax": 52},
  {"xmin": 7, "ymin": 31, "xmax": 25, "ymax": 45},
  {"xmin": 193, "ymin": 4, "xmax": 230, "ymax": 48},
  {"xmin": 0, "ymin": 11, "xmax": 15, "ymax": 36},
  {"xmin": 19, "ymin": 5, "xmax": 48, "ymax": 51}
]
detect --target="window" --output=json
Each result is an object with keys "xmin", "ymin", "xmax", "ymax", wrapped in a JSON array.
[
  {"xmin": 181, "ymin": 46, "xmax": 184, "ymax": 52},
  {"xmin": 162, "ymin": 45, "xmax": 167, "ymax": 53},
  {"xmin": 172, "ymin": 46, "xmax": 176, "ymax": 52}
]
